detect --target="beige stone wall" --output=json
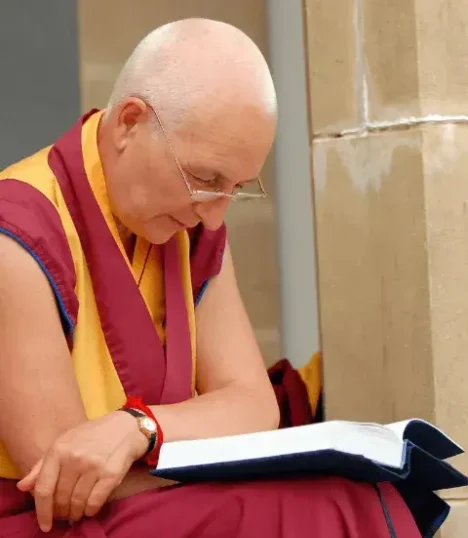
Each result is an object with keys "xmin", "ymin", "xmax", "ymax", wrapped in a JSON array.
[
  {"xmin": 304, "ymin": 0, "xmax": 468, "ymax": 534},
  {"xmin": 77, "ymin": 1, "xmax": 281, "ymax": 366}
]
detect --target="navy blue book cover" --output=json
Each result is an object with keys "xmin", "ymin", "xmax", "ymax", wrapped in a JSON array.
[{"xmin": 151, "ymin": 441, "xmax": 468, "ymax": 491}]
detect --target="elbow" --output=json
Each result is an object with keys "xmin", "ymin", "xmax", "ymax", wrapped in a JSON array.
[
  {"xmin": 256, "ymin": 385, "xmax": 280, "ymax": 432},
  {"xmin": 267, "ymin": 391, "xmax": 280, "ymax": 430},
  {"xmin": 231, "ymin": 381, "xmax": 280, "ymax": 433}
]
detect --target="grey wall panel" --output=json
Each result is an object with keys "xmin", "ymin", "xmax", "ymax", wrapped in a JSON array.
[
  {"xmin": 0, "ymin": 0, "xmax": 80, "ymax": 168},
  {"xmin": 266, "ymin": 0, "xmax": 320, "ymax": 366}
]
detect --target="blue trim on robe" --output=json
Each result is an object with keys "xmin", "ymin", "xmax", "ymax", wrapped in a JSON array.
[
  {"xmin": 0, "ymin": 227, "xmax": 75, "ymax": 337},
  {"xmin": 194, "ymin": 247, "xmax": 226, "ymax": 307},
  {"xmin": 195, "ymin": 248, "xmax": 225, "ymax": 306},
  {"xmin": 195, "ymin": 280, "xmax": 209, "ymax": 306}
]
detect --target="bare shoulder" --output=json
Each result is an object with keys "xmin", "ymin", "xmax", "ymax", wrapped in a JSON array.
[
  {"xmin": 0, "ymin": 232, "xmax": 66, "ymax": 329},
  {"xmin": 0, "ymin": 231, "xmax": 50, "ymax": 293},
  {"xmin": 194, "ymin": 240, "xmax": 243, "ymax": 336},
  {"xmin": 195, "ymin": 240, "xmax": 273, "ymax": 394},
  {"xmin": 0, "ymin": 233, "xmax": 86, "ymax": 476},
  {"xmin": 195, "ymin": 240, "xmax": 237, "ymax": 307}
]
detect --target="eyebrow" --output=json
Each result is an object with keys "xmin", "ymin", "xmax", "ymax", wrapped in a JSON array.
[{"xmin": 188, "ymin": 165, "xmax": 257, "ymax": 185}]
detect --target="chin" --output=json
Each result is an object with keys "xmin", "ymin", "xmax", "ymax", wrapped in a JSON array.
[{"xmin": 143, "ymin": 227, "xmax": 179, "ymax": 245}]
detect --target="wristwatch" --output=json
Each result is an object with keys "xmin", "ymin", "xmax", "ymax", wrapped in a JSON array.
[{"xmin": 120, "ymin": 407, "xmax": 158, "ymax": 456}]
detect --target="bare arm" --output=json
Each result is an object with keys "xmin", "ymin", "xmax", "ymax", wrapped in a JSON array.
[
  {"xmin": 151, "ymin": 242, "xmax": 280, "ymax": 441},
  {"xmin": 0, "ymin": 234, "xmax": 87, "ymax": 476},
  {"xmin": 0, "ymin": 234, "xmax": 157, "ymax": 523},
  {"xmin": 8, "ymin": 236, "xmax": 278, "ymax": 523}
]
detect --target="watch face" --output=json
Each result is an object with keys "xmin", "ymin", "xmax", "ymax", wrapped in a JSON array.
[{"xmin": 141, "ymin": 417, "xmax": 157, "ymax": 433}]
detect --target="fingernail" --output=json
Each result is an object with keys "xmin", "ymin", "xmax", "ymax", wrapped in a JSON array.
[{"xmin": 39, "ymin": 524, "xmax": 51, "ymax": 533}]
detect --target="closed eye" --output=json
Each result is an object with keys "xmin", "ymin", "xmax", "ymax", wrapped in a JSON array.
[
  {"xmin": 233, "ymin": 179, "xmax": 257, "ymax": 191},
  {"xmin": 187, "ymin": 172, "xmax": 218, "ymax": 188},
  {"xmin": 195, "ymin": 176, "xmax": 216, "ymax": 186}
]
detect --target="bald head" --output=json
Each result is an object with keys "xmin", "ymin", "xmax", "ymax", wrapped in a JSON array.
[
  {"xmin": 100, "ymin": 19, "xmax": 277, "ymax": 244},
  {"xmin": 107, "ymin": 18, "xmax": 277, "ymax": 132}
]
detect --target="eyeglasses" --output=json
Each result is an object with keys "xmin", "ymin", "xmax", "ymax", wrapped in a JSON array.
[{"xmin": 145, "ymin": 101, "xmax": 267, "ymax": 203}]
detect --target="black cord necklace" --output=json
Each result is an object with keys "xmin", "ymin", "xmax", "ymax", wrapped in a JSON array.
[{"xmin": 137, "ymin": 243, "xmax": 153, "ymax": 288}]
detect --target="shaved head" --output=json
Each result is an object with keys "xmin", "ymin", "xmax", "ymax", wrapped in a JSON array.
[
  {"xmin": 100, "ymin": 18, "xmax": 277, "ymax": 245},
  {"xmin": 107, "ymin": 18, "xmax": 277, "ymax": 131}
]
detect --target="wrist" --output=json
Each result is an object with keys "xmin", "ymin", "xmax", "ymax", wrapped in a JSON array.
[
  {"xmin": 115, "ymin": 410, "xmax": 149, "ymax": 460},
  {"xmin": 119, "ymin": 396, "xmax": 164, "ymax": 466}
]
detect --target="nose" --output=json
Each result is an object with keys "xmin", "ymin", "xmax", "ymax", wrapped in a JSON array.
[{"xmin": 193, "ymin": 198, "xmax": 231, "ymax": 230}]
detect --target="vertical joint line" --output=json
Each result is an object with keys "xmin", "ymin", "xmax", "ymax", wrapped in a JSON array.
[{"xmin": 354, "ymin": 0, "xmax": 369, "ymax": 126}]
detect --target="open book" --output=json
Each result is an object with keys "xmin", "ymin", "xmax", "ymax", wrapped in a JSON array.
[{"xmin": 150, "ymin": 419, "xmax": 468, "ymax": 492}]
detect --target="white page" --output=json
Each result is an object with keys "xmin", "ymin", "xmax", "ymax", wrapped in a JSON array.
[
  {"xmin": 157, "ymin": 420, "xmax": 404, "ymax": 471},
  {"xmin": 386, "ymin": 419, "xmax": 463, "ymax": 450}
]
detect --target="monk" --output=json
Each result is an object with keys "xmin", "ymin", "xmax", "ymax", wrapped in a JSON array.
[{"xmin": 0, "ymin": 18, "xmax": 445, "ymax": 538}]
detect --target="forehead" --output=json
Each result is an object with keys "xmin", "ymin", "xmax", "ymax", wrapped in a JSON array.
[{"xmin": 179, "ymin": 107, "xmax": 275, "ymax": 179}]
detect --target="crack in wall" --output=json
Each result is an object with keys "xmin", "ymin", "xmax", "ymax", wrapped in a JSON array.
[
  {"xmin": 314, "ymin": 114, "xmax": 468, "ymax": 141},
  {"xmin": 354, "ymin": 0, "xmax": 369, "ymax": 127},
  {"xmin": 323, "ymin": 0, "xmax": 468, "ymax": 143}
]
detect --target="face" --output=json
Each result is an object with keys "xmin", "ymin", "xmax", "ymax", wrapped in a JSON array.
[{"xmin": 102, "ymin": 97, "xmax": 276, "ymax": 244}]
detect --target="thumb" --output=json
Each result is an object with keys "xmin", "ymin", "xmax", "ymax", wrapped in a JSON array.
[{"xmin": 17, "ymin": 459, "xmax": 43, "ymax": 492}]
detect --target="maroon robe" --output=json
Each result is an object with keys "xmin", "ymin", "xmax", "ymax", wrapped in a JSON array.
[
  {"xmin": 268, "ymin": 358, "xmax": 315, "ymax": 427},
  {"xmin": 0, "ymin": 112, "xmax": 445, "ymax": 537}
]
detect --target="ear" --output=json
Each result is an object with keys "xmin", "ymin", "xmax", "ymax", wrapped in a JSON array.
[{"xmin": 112, "ymin": 97, "xmax": 151, "ymax": 153}]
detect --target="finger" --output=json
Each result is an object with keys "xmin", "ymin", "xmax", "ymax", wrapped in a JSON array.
[
  {"xmin": 84, "ymin": 450, "xmax": 134, "ymax": 518},
  {"xmin": 53, "ymin": 465, "xmax": 81, "ymax": 521},
  {"xmin": 32, "ymin": 451, "xmax": 62, "ymax": 533},
  {"xmin": 17, "ymin": 459, "xmax": 43, "ymax": 492},
  {"xmin": 68, "ymin": 472, "xmax": 99, "ymax": 523}
]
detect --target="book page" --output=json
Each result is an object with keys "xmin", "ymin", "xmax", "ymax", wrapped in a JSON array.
[
  {"xmin": 386, "ymin": 419, "xmax": 456, "ymax": 442},
  {"xmin": 385, "ymin": 420, "xmax": 414, "ymax": 439},
  {"xmin": 385, "ymin": 419, "xmax": 463, "ymax": 460},
  {"xmin": 157, "ymin": 420, "xmax": 405, "ymax": 471}
]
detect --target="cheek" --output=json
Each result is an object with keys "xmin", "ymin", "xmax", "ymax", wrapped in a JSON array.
[
  {"xmin": 115, "ymin": 158, "xmax": 147, "ymax": 211},
  {"xmin": 113, "ymin": 145, "xmax": 192, "ymax": 220},
  {"xmin": 148, "ymin": 168, "xmax": 192, "ymax": 215}
]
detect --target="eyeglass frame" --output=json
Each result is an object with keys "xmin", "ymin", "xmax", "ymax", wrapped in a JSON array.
[{"xmin": 139, "ymin": 99, "xmax": 267, "ymax": 203}]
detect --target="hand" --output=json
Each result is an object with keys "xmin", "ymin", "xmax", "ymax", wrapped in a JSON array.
[{"xmin": 17, "ymin": 411, "xmax": 148, "ymax": 532}]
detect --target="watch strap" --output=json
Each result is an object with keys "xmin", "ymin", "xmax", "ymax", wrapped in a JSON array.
[
  {"xmin": 120, "ymin": 396, "xmax": 164, "ymax": 466},
  {"xmin": 121, "ymin": 407, "xmax": 144, "ymax": 419},
  {"xmin": 119, "ymin": 407, "xmax": 157, "ymax": 456}
]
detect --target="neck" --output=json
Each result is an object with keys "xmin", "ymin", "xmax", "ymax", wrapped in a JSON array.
[{"xmin": 115, "ymin": 218, "xmax": 136, "ymax": 259}]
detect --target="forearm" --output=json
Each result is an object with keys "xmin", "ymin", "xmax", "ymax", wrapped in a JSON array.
[{"xmin": 150, "ymin": 383, "xmax": 279, "ymax": 443}]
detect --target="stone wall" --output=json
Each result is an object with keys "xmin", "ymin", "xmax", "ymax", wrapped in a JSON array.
[{"xmin": 303, "ymin": 0, "xmax": 468, "ymax": 534}]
